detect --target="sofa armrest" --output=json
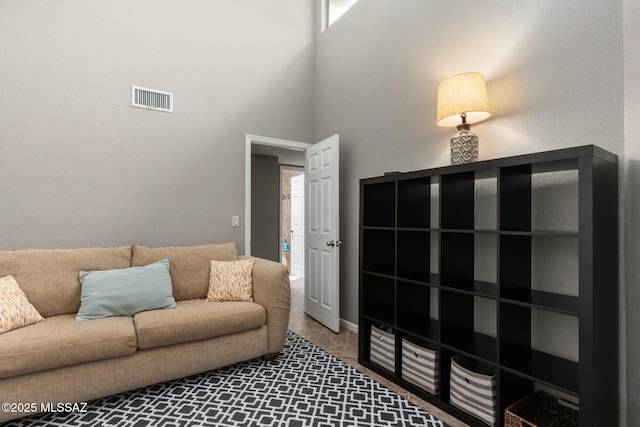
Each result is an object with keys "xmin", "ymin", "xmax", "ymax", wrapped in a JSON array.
[{"xmin": 241, "ymin": 256, "xmax": 290, "ymax": 356}]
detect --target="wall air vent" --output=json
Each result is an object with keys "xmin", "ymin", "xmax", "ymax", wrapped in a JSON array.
[{"xmin": 131, "ymin": 85, "xmax": 173, "ymax": 112}]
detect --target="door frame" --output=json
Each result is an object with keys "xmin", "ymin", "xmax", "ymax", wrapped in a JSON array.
[{"xmin": 244, "ymin": 134, "xmax": 312, "ymax": 256}]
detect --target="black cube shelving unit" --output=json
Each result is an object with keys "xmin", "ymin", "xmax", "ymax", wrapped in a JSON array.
[{"xmin": 358, "ymin": 145, "xmax": 618, "ymax": 427}]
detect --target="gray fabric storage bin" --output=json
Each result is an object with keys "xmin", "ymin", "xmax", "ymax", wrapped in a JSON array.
[
  {"xmin": 370, "ymin": 326, "xmax": 395, "ymax": 372},
  {"xmin": 401, "ymin": 338, "xmax": 439, "ymax": 395},
  {"xmin": 450, "ymin": 355, "xmax": 498, "ymax": 426}
]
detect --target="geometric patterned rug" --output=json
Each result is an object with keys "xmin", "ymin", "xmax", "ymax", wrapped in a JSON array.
[{"xmin": 4, "ymin": 332, "xmax": 448, "ymax": 427}]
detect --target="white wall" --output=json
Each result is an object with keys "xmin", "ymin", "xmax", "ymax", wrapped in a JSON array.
[
  {"xmin": 314, "ymin": 0, "xmax": 630, "ymax": 422},
  {"xmin": 0, "ymin": 0, "xmax": 314, "ymax": 251}
]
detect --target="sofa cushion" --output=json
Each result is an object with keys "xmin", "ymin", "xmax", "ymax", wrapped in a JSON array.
[
  {"xmin": 0, "ymin": 247, "xmax": 132, "ymax": 317},
  {"xmin": 0, "ymin": 314, "xmax": 137, "ymax": 379},
  {"xmin": 0, "ymin": 275, "xmax": 44, "ymax": 334},
  {"xmin": 131, "ymin": 244, "xmax": 238, "ymax": 301},
  {"xmin": 77, "ymin": 259, "xmax": 176, "ymax": 321},
  {"xmin": 206, "ymin": 259, "xmax": 255, "ymax": 302},
  {"xmin": 133, "ymin": 299, "xmax": 265, "ymax": 350}
]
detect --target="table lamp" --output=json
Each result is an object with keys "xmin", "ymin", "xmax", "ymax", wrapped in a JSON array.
[{"xmin": 436, "ymin": 72, "xmax": 491, "ymax": 165}]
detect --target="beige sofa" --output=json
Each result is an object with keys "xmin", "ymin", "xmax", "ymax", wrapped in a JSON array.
[{"xmin": 0, "ymin": 243, "xmax": 290, "ymax": 422}]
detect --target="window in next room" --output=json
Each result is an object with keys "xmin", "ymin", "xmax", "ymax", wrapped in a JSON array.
[{"xmin": 322, "ymin": 0, "xmax": 360, "ymax": 31}]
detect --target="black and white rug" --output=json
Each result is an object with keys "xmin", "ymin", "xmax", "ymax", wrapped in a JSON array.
[{"xmin": 5, "ymin": 332, "xmax": 447, "ymax": 427}]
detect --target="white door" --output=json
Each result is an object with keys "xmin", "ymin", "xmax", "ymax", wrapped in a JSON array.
[
  {"xmin": 305, "ymin": 134, "xmax": 340, "ymax": 333},
  {"xmin": 290, "ymin": 174, "xmax": 305, "ymax": 278}
]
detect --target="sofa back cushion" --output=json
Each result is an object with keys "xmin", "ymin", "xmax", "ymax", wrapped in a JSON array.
[
  {"xmin": 0, "ymin": 247, "xmax": 132, "ymax": 317},
  {"xmin": 131, "ymin": 243, "xmax": 238, "ymax": 301}
]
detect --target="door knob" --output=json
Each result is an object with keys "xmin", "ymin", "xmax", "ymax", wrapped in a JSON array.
[{"xmin": 326, "ymin": 240, "xmax": 335, "ymax": 247}]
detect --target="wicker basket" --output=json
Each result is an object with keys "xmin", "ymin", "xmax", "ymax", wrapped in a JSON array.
[{"xmin": 505, "ymin": 391, "xmax": 579, "ymax": 427}]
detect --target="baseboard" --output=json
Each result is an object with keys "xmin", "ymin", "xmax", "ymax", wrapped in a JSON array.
[{"xmin": 340, "ymin": 318, "xmax": 358, "ymax": 334}]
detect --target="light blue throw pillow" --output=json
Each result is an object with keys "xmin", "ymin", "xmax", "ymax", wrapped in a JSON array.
[{"xmin": 76, "ymin": 258, "xmax": 176, "ymax": 321}]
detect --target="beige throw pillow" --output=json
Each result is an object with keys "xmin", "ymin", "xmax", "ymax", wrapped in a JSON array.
[
  {"xmin": 206, "ymin": 259, "xmax": 255, "ymax": 302},
  {"xmin": 0, "ymin": 275, "xmax": 44, "ymax": 334}
]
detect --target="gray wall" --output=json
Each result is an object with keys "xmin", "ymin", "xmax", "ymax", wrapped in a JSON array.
[
  {"xmin": 313, "ymin": 0, "xmax": 633, "ymax": 423},
  {"xmin": 624, "ymin": 0, "xmax": 640, "ymax": 425},
  {"xmin": 0, "ymin": 0, "xmax": 314, "ymax": 251},
  {"xmin": 250, "ymin": 154, "xmax": 279, "ymax": 262}
]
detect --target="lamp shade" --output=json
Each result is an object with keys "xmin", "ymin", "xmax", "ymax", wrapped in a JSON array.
[{"xmin": 436, "ymin": 72, "xmax": 490, "ymax": 127}]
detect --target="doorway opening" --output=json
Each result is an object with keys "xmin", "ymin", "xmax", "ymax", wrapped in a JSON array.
[
  {"xmin": 281, "ymin": 166, "xmax": 304, "ymax": 279},
  {"xmin": 244, "ymin": 133, "xmax": 312, "ymax": 265}
]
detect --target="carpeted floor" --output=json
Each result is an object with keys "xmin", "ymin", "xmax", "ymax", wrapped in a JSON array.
[{"xmin": 4, "ymin": 332, "xmax": 447, "ymax": 427}]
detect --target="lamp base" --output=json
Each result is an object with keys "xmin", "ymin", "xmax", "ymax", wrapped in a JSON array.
[{"xmin": 450, "ymin": 126, "xmax": 479, "ymax": 165}]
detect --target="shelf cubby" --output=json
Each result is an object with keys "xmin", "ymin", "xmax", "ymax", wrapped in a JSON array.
[
  {"xmin": 531, "ymin": 164, "xmax": 579, "ymax": 233},
  {"xmin": 500, "ymin": 345, "xmax": 579, "ymax": 395},
  {"xmin": 440, "ymin": 232, "xmax": 474, "ymax": 291},
  {"xmin": 441, "ymin": 291, "xmax": 497, "ymax": 363},
  {"xmin": 397, "ymin": 230, "xmax": 431, "ymax": 282},
  {"xmin": 359, "ymin": 145, "xmax": 618, "ymax": 427},
  {"xmin": 500, "ymin": 234, "xmax": 532, "ymax": 293},
  {"xmin": 362, "ymin": 180, "xmax": 395, "ymax": 227},
  {"xmin": 397, "ymin": 281, "xmax": 438, "ymax": 340},
  {"xmin": 531, "ymin": 235, "xmax": 579, "ymax": 297},
  {"xmin": 440, "ymin": 232, "xmax": 498, "ymax": 297},
  {"xmin": 431, "ymin": 177, "xmax": 440, "ymax": 228},
  {"xmin": 441, "ymin": 172, "xmax": 474, "ymax": 230},
  {"xmin": 362, "ymin": 273, "xmax": 395, "ymax": 325},
  {"xmin": 474, "ymin": 169, "xmax": 498, "ymax": 231},
  {"xmin": 500, "ymin": 165, "xmax": 532, "ymax": 232},
  {"xmin": 501, "ymin": 234, "xmax": 579, "ymax": 314},
  {"xmin": 474, "ymin": 232, "xmax": 497, "ymax": 286},
  {"xmin": 398, "ymin": 177, "xmax": 430, "ymax": 228},
  {"xmin": 500, "ymin": 302, "xmax": 579, "ymax": 393},
  {"xmin": 362, "ymin": 229, "xmax": 395, "ymax": 276}
]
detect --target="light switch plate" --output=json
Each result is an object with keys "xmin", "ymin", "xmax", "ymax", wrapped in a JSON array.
[{"xmin": 232, "ymin": 215, "xmax": 240, "ymax": 227}]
